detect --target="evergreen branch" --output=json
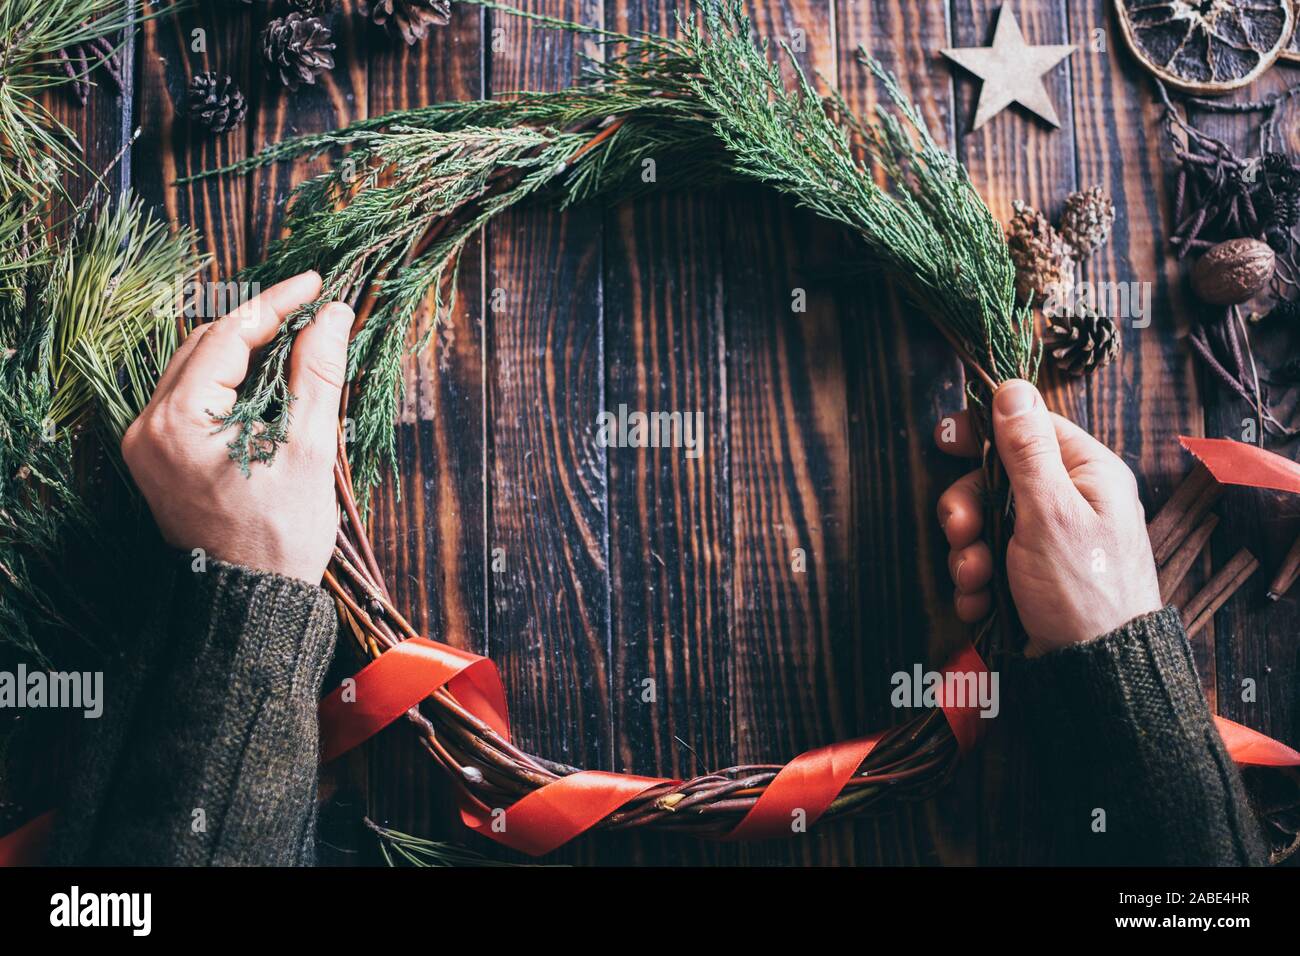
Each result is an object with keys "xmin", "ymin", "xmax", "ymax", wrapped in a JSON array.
[
  {"xmin": 366, "ymin": 818, "xmax": 537, "ymax": 867},
  {"xmin": 0, "ymin": 0, "xmax": 179, "ymax": 212},
  {"xmin": 195, "ymin": 0, "xmax": 1033, "ymax": 506},
  {"xmin": 0, "ymin": 193, "xmax": 203, "ymax": 665},
  {"xmin": 42, "ymin": 191, "xmax": 207, "ymax": 440}
]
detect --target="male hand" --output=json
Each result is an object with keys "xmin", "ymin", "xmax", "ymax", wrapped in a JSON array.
[
  {"xmin": 933, "ymin": 379, "xmax": 1162, "ymax": 657},
  {"xmin": 123, "ymin": 271, "xmax": 353, "ymax": 585}
]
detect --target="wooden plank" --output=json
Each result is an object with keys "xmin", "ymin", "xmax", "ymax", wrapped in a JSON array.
[
  {"xmin": 723, "ymin": 0, "xmax": 860, "ymax": 866},
  {"xmin": 363, "ymin": 5, "xmax": 490, "ymax": 856},
  {"xmin": 134, "ymin": 0, "xmax": 251, "ymax": 280},
  {"xmin": 484, "ymin": 0, "xmax": 610, "ymax": 863},
  {"xmin": 833, "ymin": 0, "xmax": 973, "ymax": 866},
  {"xmin": 44, "ymin": 9, "xmax": 132, "ymax": 209},
  {"xmin": 19, "ymin": 1, "xmax": 138, "ymax": 827},
  {"xmin": 602, "ymin": 1, "xmax": 736, "ymax": 866},
  {"xmin": 948, "ymin": 0, "xmax": 1079, "ymax": 865}
]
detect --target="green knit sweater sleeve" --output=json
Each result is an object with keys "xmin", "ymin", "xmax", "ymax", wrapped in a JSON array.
[
  {"xmin": 1013, "ymin": 605, "xmax": 1267, "ymax": 866},
  {"xmin": 56, "ymin": 558, "xmax": 338, "ymax": 866}
]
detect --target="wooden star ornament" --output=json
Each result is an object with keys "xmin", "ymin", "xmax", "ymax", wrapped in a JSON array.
[{"xmin": 942, "ymin": 7, "xmax": 1077, "ymax": 131}]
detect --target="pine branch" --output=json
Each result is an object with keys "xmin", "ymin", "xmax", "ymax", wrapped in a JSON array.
[
  {"xmin": 41, "ymin": 191, "xmax": 206, "ymax": 440},
  {"xmin": 0, "ymin": 0, "xmax": 180, "ymax": 212}
]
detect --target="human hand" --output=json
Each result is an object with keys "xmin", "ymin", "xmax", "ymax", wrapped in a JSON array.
[
  {"xmin": 122, "ymin": 271, "xmax": 354, "ymax": 585},
  {"xmin": 932, "ymin": 379, "xmax": 1162, "ymax": 657}
]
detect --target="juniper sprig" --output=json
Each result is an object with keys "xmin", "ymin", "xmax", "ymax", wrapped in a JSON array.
[{"xmin": 192, "ymin": 0, "xmax": 1034, "ymax": 505}]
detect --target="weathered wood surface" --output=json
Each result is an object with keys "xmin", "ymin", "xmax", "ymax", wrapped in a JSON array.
[{"xmin": 49, "ymin": 0, "xmax": 1300, "ymax": 864}]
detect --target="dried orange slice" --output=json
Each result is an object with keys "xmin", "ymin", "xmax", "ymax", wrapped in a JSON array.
[
  {"xmin": 1283, "ymin": 0, "xmax": 1300, "ymax": 61},
  {"xmin": 1115, "ymin": 0, "xmax": 1295, "ymax": 94}
]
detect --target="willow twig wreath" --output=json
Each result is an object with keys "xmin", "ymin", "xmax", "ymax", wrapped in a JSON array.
[{"xmin": 193, "ymin": 0, "xmax": 1037, "ymax": 848}]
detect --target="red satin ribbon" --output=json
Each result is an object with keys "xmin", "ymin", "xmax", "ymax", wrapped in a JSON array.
[
  {"xmin": 318, "ymin": 639, "xmax": 992, "ymax": 851},
  {"xmin": 459, "ymin": 771, "xmax": 674, "ymax": 857},
  {"xmin": 318, "ymin": 638, "xmax": 508, "ymax": 764},
  {"xmin": 1179, "ymin": 436, "xmax": 1300, "ymax": 495},
  {"xmin": 1213, "ymin": 715, "xmax": 1300, "ymax": 767},
  {"xmin": 0, "ymin": 811, "xmax": 53, "ymax": 867}
]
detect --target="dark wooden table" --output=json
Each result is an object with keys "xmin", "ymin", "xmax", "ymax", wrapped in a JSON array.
[{"xmin": 52, "ymin": 0, "xmax": 1299, "ymax": 864}]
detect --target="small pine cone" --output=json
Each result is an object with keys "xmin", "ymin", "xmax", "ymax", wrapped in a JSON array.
[
  {"xmin": 1059, "ymin": 186, "xmax": 1115, "ymax": 260},
  {"xmin": 361, "ymin": 0, "xmax": 452, "ymax": 45},
  {"xmin": 1007, "ymin": 200, "xmax": 1075, "ymax": 306},
  {"xmin": 183, "ymin": 72, "xmax": 247, "ymax": 134},
  {"xmin": 262, "ymin": 13, "xmax": 335, "ymax": 91},
  {"xmin": 1045, "ymin": 307, "xmax": 1120, "ymax": 376}
]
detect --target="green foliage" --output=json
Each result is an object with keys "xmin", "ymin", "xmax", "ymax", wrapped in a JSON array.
[
  {"xmin": 193, "ymin": 0, "xmax": 1035, "ymax": 507},
  {"xmin": 367, "ymin": 819, "xmax": 535, "ymax": 867},
  {"xmin": 0, "ymin": 0, "xmax": 138, "ymax": 209},
  {"xmin": 0, "ymin": 193, "xmax": 204, "ymax": 663},
  {"xmin": 0, "ymin": 360, "xmax": 96, "ymax": 666},
  {"xmin": 42, "ymin": 193, "xmax": 205, "ymax": 440}
]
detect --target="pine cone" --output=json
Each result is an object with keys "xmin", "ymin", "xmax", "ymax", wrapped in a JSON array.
[
  {"xmin": 1007, "ymin": 200, "xmax": 1075, "ymax": 307},
  {"xmin": 361, "ymin": 0, "xmax": 452, "ymax": 45},
  {"xmin": 183, "ymin": 72, "xmax": 247, "ymax": 134},
  {"xmin": 1045, "ymin": 308, "xmax": 1120, "ymax": 376},
  {"xmin": 1059, "ymin": 186, "xmax": 1115, "ymax": 260},
  {"xmin": 262, "ymin": 13, "xmax": 335, "ymax": 91}
]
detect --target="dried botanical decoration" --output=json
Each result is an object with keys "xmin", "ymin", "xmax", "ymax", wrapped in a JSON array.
[
  {"xmin": 1006, "ymin": 200, "xmax": 1074, "ymax": 305},
  {"xmin": 1191, "ymin": 238, "xmax": 1276, "ymax": 305},
  {"xmin": 288, "ymin": 0, "xmax": 332, "ymax": 15},
  {"xmin": 183, "ymin": 72, "xmax": 248, "ymax": 135},
  {"xmin": 56, "ymin": 31, "xmax": 123, "ymax": 105},
  {"xmin": 1115, "ymin": 0, "xmax": 1294, "ymax": 94},
  {"xmin": 261, "ymin": 12, "xmax": 335, "ymax": 91},
  {"xmin": 1045, "ymin": 307, "xmax": 1120, "ymax": 376},
  {"xmin": 361, "ymin": 0, "xmax": 452, "ymax": 46},
  {"xmin": 1059, "ymin": 186, "xmax": 1115, "ymax": 260}
]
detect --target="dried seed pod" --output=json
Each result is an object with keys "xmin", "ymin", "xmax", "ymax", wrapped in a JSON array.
[
  {"xmin": 1059, "ymin": 186, "xmax": 1115, "ymax": 260},
  {"xmin": 1045, "ymin": 306, "xmax": 1121, "ymax": 376},
  {"xmin": 1191, "ymin": 238, "xmax": 1276, "ymax": 306},
  {"xmin": 1006, "ymin": 199, "xmax": 1075, "ymax": 306}
]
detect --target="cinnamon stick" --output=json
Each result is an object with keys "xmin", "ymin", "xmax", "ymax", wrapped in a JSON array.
[
  {"xmin": 1158, "ymin": 513, "xmax": 1219, "ymax": 604},
  {"xmin": 1153, "ymin": 468, "xmax": 1224, "ymax": 566},
  {"xmin": 1148, "ymin": 464, "xmax": 1214, "ymax": 562},
  {"xmin": 1182, "ymin": 548, "xmax": 1259, "ymax": 637},
  {"xmin": 1266, "ymin": 532, "xmax": 1300, "ymax": 601}
]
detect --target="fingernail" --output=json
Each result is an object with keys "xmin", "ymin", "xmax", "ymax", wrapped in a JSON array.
[
  {"xmin": 954, "ymin": 558, "xmax": 967, "ymax": 589},
  {"xmin": 995, "ymin": 379, "xmax": 1037, "ymax": 418}
]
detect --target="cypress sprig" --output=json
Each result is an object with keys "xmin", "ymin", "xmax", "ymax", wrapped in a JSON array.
[{"xmin": 192, "ymin": 0, "xmax": 1035, "ymax": 504}]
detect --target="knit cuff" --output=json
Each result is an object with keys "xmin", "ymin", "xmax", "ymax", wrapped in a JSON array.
[
  {"xmin": 1015, "ymin": 605, "xmax": 1205, "ymax": 740},
  {"xmin": 171, "ymin": 558, "xmax": 339, "ymax": 691},
  {"xmin": 1012, "ymin": 605, "xmax": 1267, "ymax": 865}
]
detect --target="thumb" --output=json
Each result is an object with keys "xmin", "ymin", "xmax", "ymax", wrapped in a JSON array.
[
  {"xmin": 287, "ymin": 302, "xmax": 354, "ymax": 454},
  {"xmin": 992, "ymin": 379, "xmax": 1074, "ymax": 513}
]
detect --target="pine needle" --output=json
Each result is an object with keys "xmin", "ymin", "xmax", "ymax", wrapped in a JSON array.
[
  {"xmin": 0, "ymin": 0, "xmax": 178, "ymax": 211},
  {"xmin": 366, "ymin": 818, "xmax": 540, "ymax": 867},
  {"xmin": 42, "ymin": 192, "xmax": 207, "ymax": 439}
]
